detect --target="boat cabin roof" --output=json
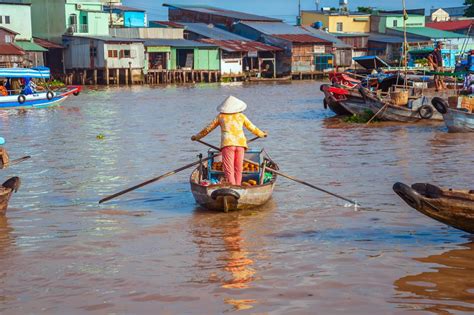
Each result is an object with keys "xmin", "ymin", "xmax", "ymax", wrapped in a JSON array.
[{"xmin": 0, "ymin": 67, "xmax": 50, "ymax": 79}]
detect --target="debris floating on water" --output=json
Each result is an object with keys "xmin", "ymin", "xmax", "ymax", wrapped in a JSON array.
[{"xmin": 96, "ymin": 133, "xmax": 105, "ymax": 140}]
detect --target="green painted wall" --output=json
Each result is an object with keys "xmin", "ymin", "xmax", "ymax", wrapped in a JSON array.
[
  {"xmin": 30, "ymin": 0, "xmax": 109, "ymax": 44},
  {"xmin": 379, "ymin": 15, "xmax": 425, "ymax": 33},
  {"xmin": 169, "ymin": 47, "xmax": 219, "ymax": 70},
  {"xmin": 194, "ymin": 49, "xmax": 219, "ymax": 70}
]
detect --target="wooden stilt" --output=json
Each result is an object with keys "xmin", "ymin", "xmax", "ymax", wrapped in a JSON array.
[
  {"xmin": 105, "ymin": 67, "xmax": 109, "ymax": 85},
  {"xmin": 93, "ymin": 69, "xmax": 97, "ymax": 85},
  {"xmin": 125, "ymin": 69, "xmax": 129, "ymax": 85},
  {"xmin": 116, "ymin": 69, "xmax": 120, "ymax": 85}
]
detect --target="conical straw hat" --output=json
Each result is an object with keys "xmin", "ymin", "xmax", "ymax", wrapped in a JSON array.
[{"xmin": 217, "ymin": 95, "xmax": 247, "ymax": 114}]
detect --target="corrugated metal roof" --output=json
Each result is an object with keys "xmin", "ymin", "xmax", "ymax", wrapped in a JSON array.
[
  {"xmin": 300, "ymin": 26, "xmax": 351, "ymax": 48},
  {"xmin": 180, "ymin": 23, "xmax": 248, "ymax": 40},
  {"xmin": 0, "ymin": 43, "xmax": 24, "ymax": 55},
  {"xmin": 63, "ymin": 35, "xmax": 145, "ymax": 43},
  {"xmin": 34, "ymin": 37, "xmax": 63, "ymax": 49},
  {"xmin": 149, "ymin": 20, "xmax": 185, "ymax": 28},
  {"xmin": 272, "ymin": 34, "xmax": 330, "ymax": 44},
  {"xmin": 0, "ymin": 26, "xmax": 18, "ymax": 35},
  {"xmin": 104, "ymin": 5, "xmax": 146, "ymax": 12},
  {"xmin": 199, "ymin": 39, "xmax": 282, "ymax": 52},
  {"xmin": 14, "ymin": 40, "xmax": 47, "ymax": 52},
  {"xmin": 426, "ymin": 20, "xmax": 474, "ymax": 31},
  {"xmin": 163, "ymin": 3, "xmax": 281, "ymax": 22},
  {"xmin": 238, "ymin": 21, "xmax": 309, "ymax": 35},
  {"xmin": 368, "ymin": 33, "xmax": 429, "ymax": 44},
  {"xmin": 144, "ymin": 39, "xmax": 218, "ymax": 48},
  {"xmin": 330, "ymin": 32, "xmax": 369, "ymax": 37},
  {"xmin": 389, "ymin": 27, "xmax": 468, "ymax": 39}
]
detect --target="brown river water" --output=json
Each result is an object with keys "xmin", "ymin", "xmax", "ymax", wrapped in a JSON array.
[{"xmin": 0, "ymin": 81, "xmax": 473, "ymax": 314}]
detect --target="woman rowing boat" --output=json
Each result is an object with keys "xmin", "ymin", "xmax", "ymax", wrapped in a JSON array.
[{"xmin": 191, "ymin": 96, "xmax": 267, "ymax": 186}]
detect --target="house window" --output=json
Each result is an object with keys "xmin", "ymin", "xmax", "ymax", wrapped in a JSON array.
[
  {"xmin": 5, "ymin": 16, "xmax": 10, "ymax": 24},
  {"xmin": 336, "ymin": 22, "xmax": 343, "ymax": 32},
  {"xmin": 393, "ymin": 20, "xmax": 398, "ymax": 27},
  {"xmin": 108, "ymin": 50, "xmax": 118, "ymax": 58},
  {"xmin": 5, "ymin": 35, "xmax": 12, "ymax": 43},
  {"xmin": 0, "ymin": 16, "xmax": 3, "ymax": 24},
  {"xmin": 120, "ymin": 49, "xmax": 131, "ymax": 58},
  {"xmin": 90, "ymin": 47, "xmax": 97, "ymax": 57}
]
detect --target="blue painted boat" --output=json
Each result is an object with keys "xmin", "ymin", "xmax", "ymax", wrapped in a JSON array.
[
  {"xmin": 0, "ymin": 67, "xmax": 81, "ymax": 110},
  {"xmin": 432, "ymin": 97, "xmax": 474, "ymax": 132}
]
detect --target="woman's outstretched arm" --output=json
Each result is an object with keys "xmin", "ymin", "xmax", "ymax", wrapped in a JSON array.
[
  {"xmin": 243, "ymin": 115, "xmax": 267, "ymax": 138},
  {"xmin": 192, "ymin": 116, "xmax": 219, "ymax": 140}
]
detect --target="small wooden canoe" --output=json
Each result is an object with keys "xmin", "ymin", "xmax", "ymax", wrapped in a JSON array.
[
  {"xmin": 393, "ymin": 182, "xmax": 474, "ymax": 234},
  {"xmin": 432, "ymin": 97, "xmax": 474, "ymax": 133},
  {"xmin": 190, "ymin": 154, "xmax": 278, "ymax": 212},
  {"xmin": 0, "ymin": 177, "xmax": 21, "ymax": 215}
]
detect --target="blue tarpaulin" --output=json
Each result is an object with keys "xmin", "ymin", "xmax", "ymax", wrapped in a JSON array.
[{"xmin": 0, "ymin": 67, "xmax": 51, "ymax": 79}]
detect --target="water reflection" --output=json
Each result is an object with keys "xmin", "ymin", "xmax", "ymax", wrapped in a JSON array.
[
  {"xmin": 190, "ymin": 206, "xmax": 274, "ymax": 311},
  {"xmin": 394, "ymin": 242, "xmax": 474, "ymax": 314}
]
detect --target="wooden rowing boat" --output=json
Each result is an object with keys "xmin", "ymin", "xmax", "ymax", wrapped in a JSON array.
[
  {"xmin": 432, "ymin": 97, "xmax": 474, "ymax": 132},
  {"xmin": 0, "ymin": 177, "xmax": 21, "ymax": 215},
  {"xmin": 190, "ymin": 150, "xmax": 278, "ymax": 212},
  {"xmin": 393, "ymin": 182, "xmax": 474, "ymax": 234}
]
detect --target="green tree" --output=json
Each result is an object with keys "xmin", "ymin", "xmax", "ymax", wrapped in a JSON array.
[
  {"xmin": 465, "ymin": 0, "xmax": 474, "ymax": 17},
  {"xmin": 357, "ymin": 6, "xmax": 373, "ymax": 14}
]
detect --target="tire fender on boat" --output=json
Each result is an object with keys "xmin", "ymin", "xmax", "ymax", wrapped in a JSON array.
[
  {"xmin": 393, "ymin": 182, "xmax": 422, "ymax": 210},
  {"xmin": 418, "ymin": 105, "xmax": 434, "ymax": 119},
  {"xmin": 17, "ymin": 94, "xmax": 26, "ymax": 104},
  {"xmin": 431, "ymin": 97, "xmax": 448, "ymax": 114},
  {"xmin": 46, "ymin": 91, "xmax": 54, "ymax": 100},
  {"xmin": 211, "ymin": 188, "xmax": 240, "ymax": 201}
]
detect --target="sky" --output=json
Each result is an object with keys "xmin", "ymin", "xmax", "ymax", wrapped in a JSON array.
[{"xmin": 123, "ymin": 0, "xmax": 467, "ymax": 23}]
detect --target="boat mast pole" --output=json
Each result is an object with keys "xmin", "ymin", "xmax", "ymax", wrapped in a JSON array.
[{"xmin": 402, "ymin": 0, "xmax": 408, "ymax": 88}]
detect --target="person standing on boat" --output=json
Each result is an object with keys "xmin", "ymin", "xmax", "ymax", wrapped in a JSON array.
[
  {"xmin": 428, "ymin": 41, "xmax": 445, "ymax": 91},
  {"xmin": 191, "ymin": 96, "xmax": 267, "ymax": 186}
]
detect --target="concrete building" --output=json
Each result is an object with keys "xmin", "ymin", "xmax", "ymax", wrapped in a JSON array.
[
  {"xmin": 430, "ymin": 6, "xmax": 469, "ymax": 20},
  {"xmin": 103, "ymin": 4, "xmax": 147, "ymax": 28},
  {"xmin": 431, "ymin": 8, "xmax": 450, "ymax": 22},
  {"xmin": 370, "ymin": 13, "xmax": 425, "ymax": 34},
  {"xmin": 0, "ymin": 1, "xmax": 46, "ymax": 66},
  {"xmin": 300, "ymin": 11, "xmax": 370, "ymax": 33},
  {"xmin": 29, "ymin": 0, "xmax": 110, "ymax": 44}
]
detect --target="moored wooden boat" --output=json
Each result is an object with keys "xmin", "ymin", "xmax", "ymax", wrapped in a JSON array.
[
  {"xmin": 320, "ymin": 84, "xmax": 352, "ymax": 116},
  {"xmin": 358, "ymin": 87, "xmax": 443, "ymax": 122},
  {"xmin": 393, "ymin": 182, "xmax": 474, "ymax": 234},
  {"xmin": 190, "ymin": 150, "xmax": 277, "ymax": 212},
  {"xmin": 432, "ymin": 97, "xmax": 474, "ymax": 132},
  {"xmin": 0, "ymin": 177, "xmax": 21, "ymax": 215}
]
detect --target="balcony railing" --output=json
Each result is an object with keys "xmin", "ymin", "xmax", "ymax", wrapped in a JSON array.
[
  {"xmin": 68, "ymin": 24, "xmax": 88, "ymax": 34},
  {"xmin": 79, "ymin": 24, "xmax": 88, "ymax": 33}
]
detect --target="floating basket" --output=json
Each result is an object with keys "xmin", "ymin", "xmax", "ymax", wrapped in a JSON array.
[{"xmin": 390, "ymin": 90, "xmax": 409, "ymax": 106}]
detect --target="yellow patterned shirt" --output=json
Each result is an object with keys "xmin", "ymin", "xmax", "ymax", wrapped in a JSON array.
[{"xmin": 195, "ymin": 113, "xmax": 265, "ymax": 149}]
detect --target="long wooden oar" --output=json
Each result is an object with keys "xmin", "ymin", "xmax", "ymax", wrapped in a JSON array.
[
  {"xmin": 99, "ymin": 156, "xmax": 215, "ymax": 204},
  {"xmin": 197, "ymin": 140, "xmax": 360, "ymax": 206},
  {"xmin": 1, "ymin": 155, "xmax": 31, "ymax": 169}
]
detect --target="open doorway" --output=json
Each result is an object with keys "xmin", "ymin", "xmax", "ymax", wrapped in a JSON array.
[{"xmin": 177, "ymin": 49, "xmax": 194, "ymax": 69}]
